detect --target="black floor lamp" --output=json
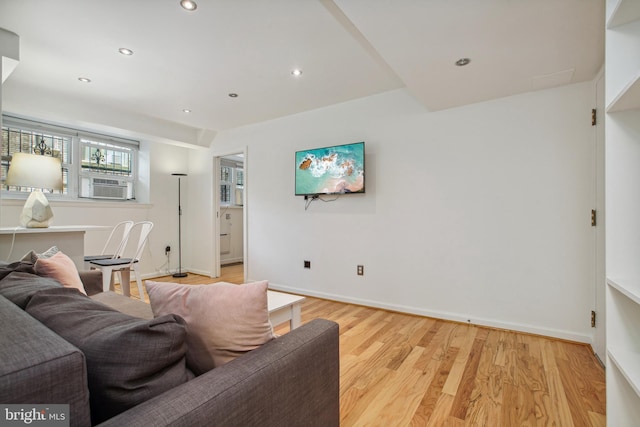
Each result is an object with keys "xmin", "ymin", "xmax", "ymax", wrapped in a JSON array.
[{"xmin": 172, "ymin": 173, "xmax": 188, "ymax": 278}]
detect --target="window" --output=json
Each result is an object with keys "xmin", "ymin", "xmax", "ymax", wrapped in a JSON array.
[
  {"xmin": 78, "ymin": 137, "xmax": 136, "ymax": 200},
  {"xmin": 2, "ymin": 123, "xmax": 72, "ymax": 194},
  {"xmin": 80, "ymin": 138, "xmax": 133, "ymax": 176},
  {"xmin": 220, "ymin": 165, "xmax": 232, "ymax": 204},
  {"xmin": 236, "ymin": 169, "xmax": 244, "ymax": 187},
  {"xmin": 1, "ymin": 115, "xmax": 138, "ymax": 200},
  {"xmin": 220, "ymin": 159, "xmax": 244, "ymax": 206}
]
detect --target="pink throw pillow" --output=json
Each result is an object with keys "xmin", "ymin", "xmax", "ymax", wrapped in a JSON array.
[
  {"xmin": 35, "ymin": 251, "xmax": 87, "ymax": 295},
  {"xmin": 145, "ymin": 280, "xmax": 275, "ymax": 374}
]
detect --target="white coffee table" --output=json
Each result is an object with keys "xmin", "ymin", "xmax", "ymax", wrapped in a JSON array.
[{"xmin": 268, "ymin": 290, "xmax": 306, "ymax": 329}]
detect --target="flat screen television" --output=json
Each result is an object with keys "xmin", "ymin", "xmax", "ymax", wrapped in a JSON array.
[{"xmin": 295, "ymin": 141, "xmax": 365, "ymax": 196}]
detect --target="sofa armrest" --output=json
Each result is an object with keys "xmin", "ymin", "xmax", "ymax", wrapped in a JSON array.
[
  {"xmin": 0, "ymin": 295, "xmax": 91, "ymax": 427},
  {"xmin": 80, "ymin": 269, "xmax": 103, "ymax": 296},
  {"xmin": 97, "ymin": 318, "xmax": 340, "ymax": 427}
]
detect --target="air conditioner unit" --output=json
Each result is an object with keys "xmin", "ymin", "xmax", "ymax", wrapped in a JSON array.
[{"xmin": 82, "ymin": 177, "xmax": 129, "ymax": 200}]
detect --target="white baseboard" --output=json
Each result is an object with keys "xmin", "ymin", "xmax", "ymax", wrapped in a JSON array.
[
  {"xmin": 138, "ymin": 270, "xmax": 592, "ymax": 345},
  {"xmin": 266, "ymin": 282, "xmax": 592, "ymax": 344},
  {"xmin": 142, "ymin": 268, "xmax": 213, "ymax": 281}
]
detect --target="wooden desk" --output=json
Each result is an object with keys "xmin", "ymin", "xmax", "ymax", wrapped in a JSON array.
[{"xmin": 0, "ymin": 225, "xmax": 109, "ymax": 269}]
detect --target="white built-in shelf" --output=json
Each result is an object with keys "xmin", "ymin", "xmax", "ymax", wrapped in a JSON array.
[
  {"xmin": 608, "ymin": 348, "xmax": 640, "ymax": 398},
  {"xmin": 608, "ymin": 278, "xmax": 640, "ymax": 305},
  {"xmin": 607, "ymin": 0, "xmax": 640, "ymax": 28},
  {"xmin": 606, "ymin": 1, "xmax": 640, "ymax": 422},
  {"xmin": 607, "ymin": 71, "xmax": 640, "ymax": 112}
]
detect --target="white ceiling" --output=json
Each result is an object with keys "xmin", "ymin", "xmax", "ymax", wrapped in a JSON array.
[{"xmin": 0, "ymin": 0, "xmax": 604, "ymax": 147}]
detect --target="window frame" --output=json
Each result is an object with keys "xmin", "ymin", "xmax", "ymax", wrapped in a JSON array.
[
  {"xmin": 78, "ymin": 136, "xmax": 138, "ymax": 200},
  {"xmin": 219, "ymin": 159, "xmax": 244, "ymax": 207},
  {"xmin": 1, "ymin": 115, "xmax": 139, "ymax": 201}
]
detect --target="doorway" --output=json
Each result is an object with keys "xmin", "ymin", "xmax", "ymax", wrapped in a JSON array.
[{"xmin": 213, "ymin": 149, "xmax": 247, "ymax": 282}]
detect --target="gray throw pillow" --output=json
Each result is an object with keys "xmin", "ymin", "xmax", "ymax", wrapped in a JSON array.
[
  {"xmin": 0, "ymin": 261, "xmax": 37, "ymax": 281},
  {"xmin": 0, "ymin": 271, "xmax": 62, "ymax": 308},
  {"xmin": 20, "ymin": 245, "xmax": 59, "ymax": 264},
  {"xmin": 25, "ymin": 287, "xmax": 192, "ymax": 425}
]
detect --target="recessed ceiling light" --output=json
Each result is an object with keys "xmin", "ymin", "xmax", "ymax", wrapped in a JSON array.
[
  {"xmin": 455, "ymin": 58, "xmax": 471, "ymax": 66},
  {"xmin": 228, "ymin": 93, "xmax": 238, "ymax": 98},
  {"xmin": 118, "ymin": 48, "xmax": 134, "ymax": 56},
  {"xmin": 182, "ymin": 109, "xmax": 192, "ymax": 113},
  {"xmin": 78, "ymin": 77, "xmax": 91, "ymax": 83},
  {"xmin": 180, "ymin": 0, "xmax": 197, "ymax": 11},
  {"xmin": 291, "ymin": 69, "xmax": 303, "ymax": 77}
]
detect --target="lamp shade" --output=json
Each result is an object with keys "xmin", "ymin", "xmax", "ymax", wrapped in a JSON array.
[{"xmin": 6, "ymin": 152, "xmax": 63, "ymax": 190}]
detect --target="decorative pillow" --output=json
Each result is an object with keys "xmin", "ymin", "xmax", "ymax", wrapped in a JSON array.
[
  {"xmin": 25, "ymin": 287, "xmax": 192, "ymax": 425},
  {"xmin": 0, "ymin": 271, "xmax": 62, "ymax": 308},
  {"xmin": 34, "ymin": 251, "xmax": 87, "ymax": 295},
  {"xmin": 0, "ymin": 260, "xmax": 37, "ymax": 281},
  {"xmin": 145, "ymin": 280, "xmax": 276, "ymax": 374},
  {"xmin": 21, "ymin": 245, "xmax": 59, "ymax": 264}
]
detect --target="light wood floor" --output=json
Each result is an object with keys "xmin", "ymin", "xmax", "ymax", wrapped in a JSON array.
[{"xmin": 127, "ymin": 264, "xmax": 606, "ymax": 426}]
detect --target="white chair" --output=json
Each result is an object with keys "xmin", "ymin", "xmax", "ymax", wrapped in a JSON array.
[
  {"xmin": 83, "ymin": 220, "xmax": 134, "ymax": 269},
  {"xmin": 89, "ymin": 221, "xmax": 154, "ymax": 301}
]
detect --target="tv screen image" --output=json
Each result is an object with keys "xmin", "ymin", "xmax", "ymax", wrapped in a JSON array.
[{"xmin": 295, "ymin": 141, "xmax": 365, "ymax": 196}]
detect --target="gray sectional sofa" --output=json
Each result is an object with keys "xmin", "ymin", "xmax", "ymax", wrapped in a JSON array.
[{"xmin": 0, "ymin": 262, "xmax": 340, "ymax": 427}]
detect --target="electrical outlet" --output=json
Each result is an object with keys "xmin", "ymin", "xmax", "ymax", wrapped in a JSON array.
[
  {"xmin": 304, "ymin": 260, "xmax": 311, "ymax": 269},
  {"xmin": 357, "ymin": 265, "xmax": 364, "ymax": 276}
]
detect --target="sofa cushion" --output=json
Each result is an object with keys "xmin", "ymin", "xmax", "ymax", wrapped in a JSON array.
[
  {"xmin": 0, "ymin": 271, "xmax": 62, "ymax": 309},
  {"xmin": 91, "ymin": 290, "xmax": 154, "ymax": 319},
  {"xmin": 34, "ymin": 251, "xmax": 87, "ymax": 295},
  {"xmin": 25, "ymin": 287, "xmax": 192, "ymax": 425},
  {"xmin": 79, "ymin": 269, "xmax": 104, "ymax": 296},
  {"xmin": 0, "ymin": 294, "xmax": 91, "ymax": 427},
  {"xmin": 146, "ymin": 280, "xmax": 276, "ymax": 374}
]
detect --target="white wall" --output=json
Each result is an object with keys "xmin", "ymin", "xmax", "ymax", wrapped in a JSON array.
[
  {"xmin": 200, "ymin": 85, "xmax": 596, "ymax": 342},
  {"xmin": 184, "ymin": 148, "xmax": 215, "ymax": 276}
]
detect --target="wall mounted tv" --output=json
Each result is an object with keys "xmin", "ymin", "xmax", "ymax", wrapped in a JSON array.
[{"xmin": 295, "ymin": 141, "xmax": 365, "ymax": 196}]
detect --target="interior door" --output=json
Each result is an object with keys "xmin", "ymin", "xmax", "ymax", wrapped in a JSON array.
[
  {"xmin": 593, "ymin": 73, "xmax": 606, "ymax": 364},
  {"xmin": 212, "ymin": 156, "xmax": 222, "ymax": 278},
  {"xmin": 212, "ymin": 149, "xmax": 248, "ymax": 281}
]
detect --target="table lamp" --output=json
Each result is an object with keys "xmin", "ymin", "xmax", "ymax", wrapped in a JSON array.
[{"xmin": 6, "ymin": 152, "xmax": 63, "ymax": 228}]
